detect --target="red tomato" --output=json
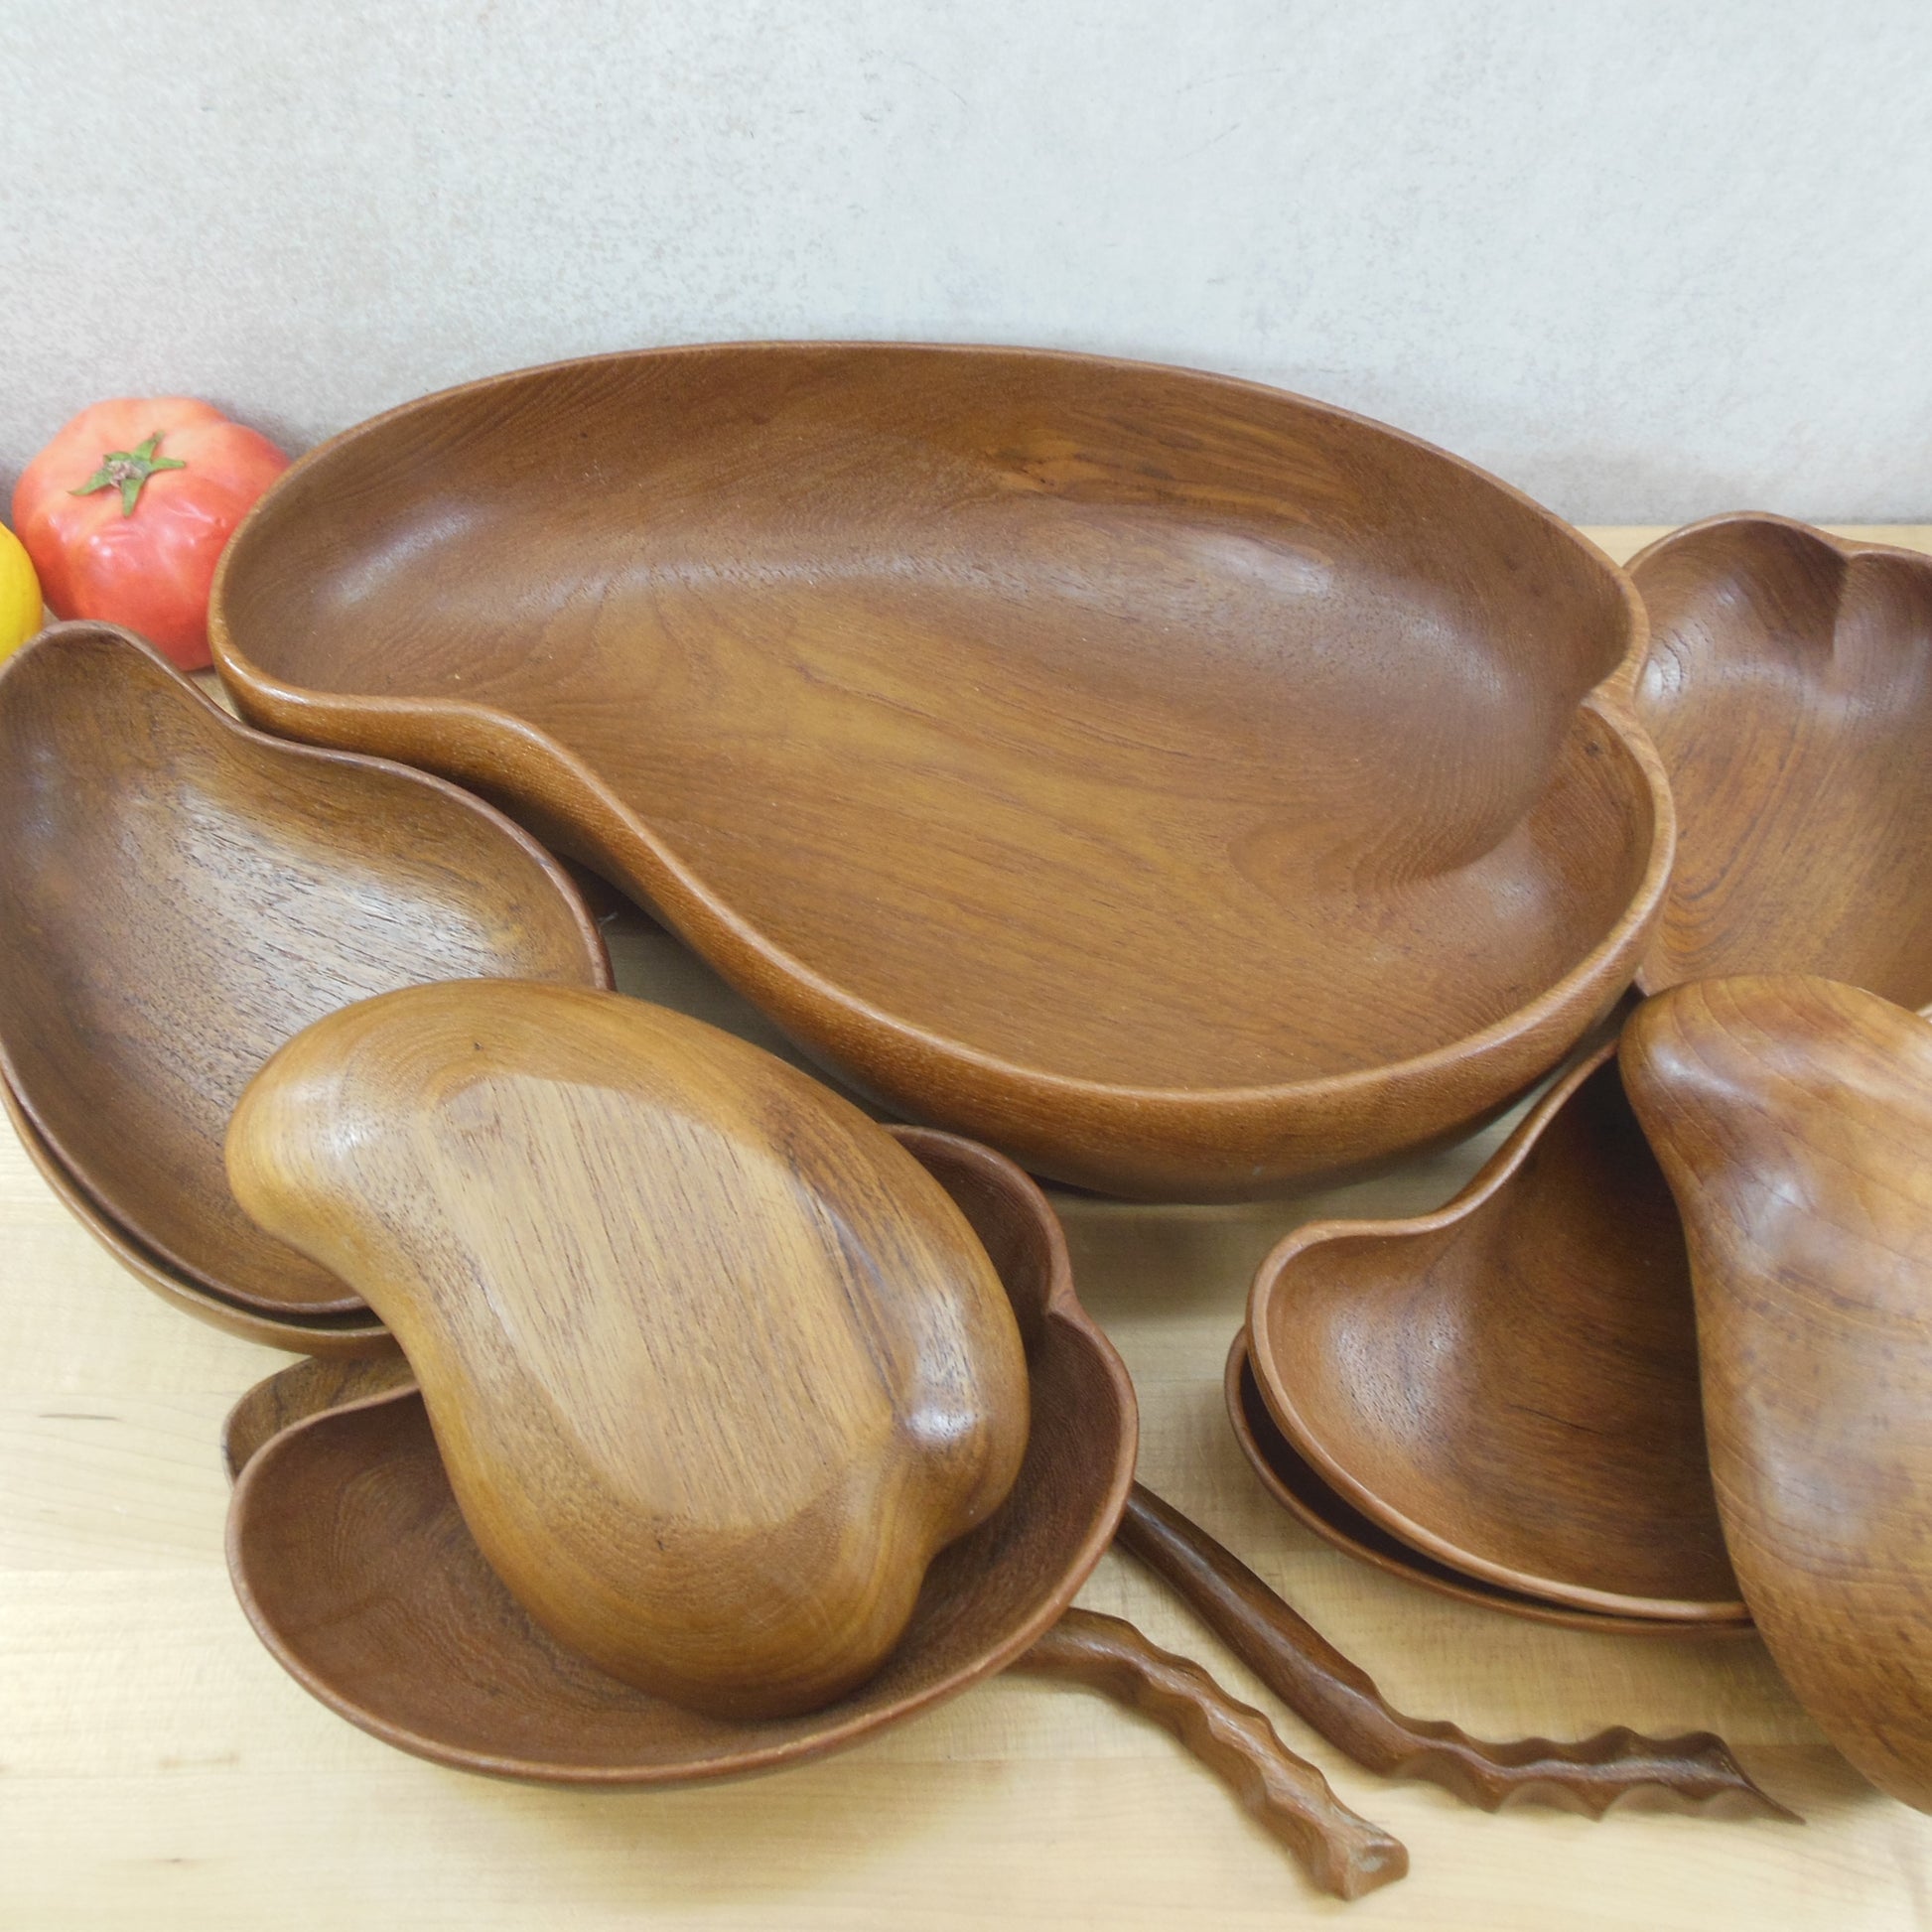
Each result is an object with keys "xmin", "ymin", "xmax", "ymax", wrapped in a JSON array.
[{"xmin": 12, "ymin": 398, "xmax": 288, "ymax": 670}]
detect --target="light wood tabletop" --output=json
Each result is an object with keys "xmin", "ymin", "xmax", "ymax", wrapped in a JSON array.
[{"xmin": 4, "ymin": 527, "xmax": 1928, "ymax": 1931}]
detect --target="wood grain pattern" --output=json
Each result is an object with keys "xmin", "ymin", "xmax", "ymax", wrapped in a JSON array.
[
  {"xmin": 226, "ymin": 982, "xmax": 1032, "ymax": 1719},
  {"xmin": 1013, "ymin": 1608, "xmax": 1408, "ymax": 1899},
  {"xmin": 1623, "ymin": 976, "xmax": 1932, "ymax": 1813},
  {"xmin": 1120, "ymin": 1483, "xmax": 1791, "ymax": 1819},
  {"xmin": 0, "ymin": 621, "xmax": 611, "ymax": 1314},
  {"xmin": 226, "ymin": 1119, "xmax": 1137, "ymax": 1777},
  {"xmin": 1247, "ymin": 1037, "xmax": 1741, "ymax": 1619},
  {"xmin": 0, "ymin": 1071, "xmax": 399, "ymax": 1357},
  {"xmin": 209, "ymin": 343, "xmax": 1672, "ymax": 1200},
  {"xmin": 1224, "ymin": 1334, "xmax": 1755, "ymax": 1639},
  {"xmin": 1630, "ymin": 514, "xmax": 1932, "ymax": 1013}
]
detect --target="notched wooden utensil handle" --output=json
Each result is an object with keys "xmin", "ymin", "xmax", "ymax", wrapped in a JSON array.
[
  {"xmin": 1016, "ymin": 1606, "xmax": 1407, "ymax": 1900},
  {"xmin": 1120, "ymin": 1485, "xmax": 1799, "ymax": 1822}
]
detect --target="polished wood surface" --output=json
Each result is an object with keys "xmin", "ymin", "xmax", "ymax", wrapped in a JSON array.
[
  {"xmin": 0, "ymin": 621, "xmax": 611, "ymax": 1314},
  {"xmin": 227, "ymin": 1122, "xmax": 1132, "ymax": 1773},
  {"xmin": 210, "ymin": 344, "xmax": 1671, "ymax": 1200},
  {"xmin": 1623, "ymin": 976, "xmax": 1932, "ymax": 1815},
  {"xmin": 1119, "ymin": 1484, "xmax": 1787, "ymax": 1819},
  {"xmin": 1224, "ymin": 1335, "xmax": 1753, "ymax": 1639},
  {"xmin": 227, "ymin": 985, "xmax": 1032, "ymax": 1719},
  {"xmin": 1630, "ymin": 515, "xmax": 1932, "ymax": 1013},
  {"xmin": 5, "ymin": 532, "xmax": 1922, "ymax": 1930},
  {"xmin": 1, "ymin": 1073, "xmax": 398, "ymax": 1357},
  {"xmin": 1247, "ymin": 1036, "xmax": 1741, "ymax": 1619}
]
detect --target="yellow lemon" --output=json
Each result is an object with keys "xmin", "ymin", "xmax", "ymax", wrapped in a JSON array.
[{"xmin": 0, "ymin": 522, "xmax": 42, "ymax": 659}]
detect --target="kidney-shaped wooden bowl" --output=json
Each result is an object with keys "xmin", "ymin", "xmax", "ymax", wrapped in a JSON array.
[
  {"xmin": 0, "ymin": 623, "xmax": 611, "ymax": 1315},
  {"xmin": 227, "ymin": 1125, "xmax": 1137, "ymax": 1782},
  {"xmin": 1631, "ymin": 514, "xmax": 1932, "ymax": 1013},
  {"xmin": 211, "ymin": 344, "xmax": 1671, "ymax": 1200},
  {"xmin": 1247, "ymin": 1038, "xmax": 1745, "ymax": 1622},
  {"xmin": 1224, "ymin": 1333, "xmax": 1752, "ymax": 1640},
  {"xmin": 1, "ymin": 1072, "xmax": 397, "ymax": 1359}
]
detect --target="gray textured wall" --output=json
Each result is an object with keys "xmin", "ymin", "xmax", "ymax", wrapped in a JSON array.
[{"xmin": 4, "ymin": 0, "xmax": 1928, "ymax": 521}]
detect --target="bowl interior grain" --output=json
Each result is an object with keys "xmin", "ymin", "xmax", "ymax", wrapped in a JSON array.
[
  {"xmin": 0, "ymin": 623, "xmax": 611, "ymax": 1313},
  {"xmin": 1224, "ymin": 1333, "xmax": 1752, "ymax": 1640},
  {"xmin": 1632, "ymin": 515, "xmax": 1932, "ymax": 1013},
  {"xmin": 1247, "ymin": 1042, "xmax": 1743, "ymax": 1621}
]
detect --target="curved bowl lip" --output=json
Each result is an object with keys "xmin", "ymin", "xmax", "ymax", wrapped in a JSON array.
[
  {"xmin": 223, "ymin": 1122, "xmax": 1141, "ymax": 1786},
  {"xmin": 1626, "ymin": 510, "xmax": 1932, "ymax": 1016},
  {"xmin": 1222, "ymin": 1330, "xmax": 1754, "ymax": 1640},
  {"xmin": 0, "ymin": 1070, "xmax": 397, "ymax": 1355},
  {"xmin": 1244, "ymin": 1036, "xmax": 1749, "ymax": 1623},
  {"xmin": 0, "ymin": 620, "xmax": 614, "ymax": 1315},
  {"xmin": 210, "ymin": 339, "xmax": 1673, "ymax": 1118}
]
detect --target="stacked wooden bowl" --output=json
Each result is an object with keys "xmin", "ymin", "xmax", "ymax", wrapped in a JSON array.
[{"xmin": 1232, "ymin": 513, "xmax": 1932, "ymax": 1803}]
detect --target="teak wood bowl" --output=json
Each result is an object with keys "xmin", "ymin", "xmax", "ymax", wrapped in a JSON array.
[
  {"xmin": 0, "ymin": 622, "xmax": 611, "ymax": 1316},
  {"xmin": 227, "ymin": 1124, "xmax": 1140, "ymax": 1783},
  {"xmin": 210, "ymin": 342, "xmax": 1672, "ymax": 1200},
  {"xmin": 1629, "ymin": 514, "xmax": 1932, "ymax": 1014},
  {"xmin": 1247, "ymin": 1039, "xmax": 1745, "ymax": 1622},
  {"xmin": 0, "ymin": 1072, "xmax": 397, "ymax": 1358},
  {"xmin": 225, "ymin": 981, "xmax": 1034, "ymax": 1721},
  {"xmin": 1224, "ymin": 1335, "xmax": 1753, "ymax": 1639},
  {"xmin": 1624, "ymin": 977, "xmax": 1932, "ymax": 1812}
]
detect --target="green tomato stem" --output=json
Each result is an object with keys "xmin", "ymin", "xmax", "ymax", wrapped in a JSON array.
[{"xmin": 70, "ymin": 431, "xmax": 188, "ymax": 515}]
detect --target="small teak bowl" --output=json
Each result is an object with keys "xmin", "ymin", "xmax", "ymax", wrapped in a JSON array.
[
  {"xmin": 226, "ymin": 1126, "xmax": 1140, "ymax": 1783},
  {"xmin": 1246, "ymin": 1039, "xmax": 1745, "ymax": 1622},
  {"xmin": 1, "ymin": 1073, "xmax": 397, "ymax": 1358},
  {"xmin": 1224, "ymin": 1334, "xmax": 1754, "ymax": 1640},
  {"xmin": 0, "ymin": 622, "xmax": 612, "ymax": 1316},
  {"xmin": 1629, "ymin": 514, "xmax": 1932, "ymax": 1014},
  {"xmin": 211, "ymin": 342, "xmax": 1672, "ymax": 1200}
]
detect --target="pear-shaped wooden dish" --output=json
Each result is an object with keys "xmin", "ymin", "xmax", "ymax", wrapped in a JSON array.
[
  {"xmin": 210, "ymin": 343, "xmax": 1671, "ymax": 1201},
  {"xmin": 1630, "ymin": 515, "xmax": 1932, "ymax": 1014},
  {"xmin": 1224, "ymin": 1334, "xmax": 1752, "ymax": 1639},
  {"xmin": 1, "ymin": 1072, "xmax": 397, "ymax": 1358},
  {"xmin": 1625, "ymin": 977, "xmax": 1932, "ymax": 1811},
  {"xmin": 1247, "ymin": 1038, "xmax": 1745, "ymax": 1622},
  {"xmin": 227, "ymin": 1125, "xmax": 1140, "ymax": 1783},
  {"xmin": 0, "ymin": 622, "xmax": 611, "ymax": 1316}
]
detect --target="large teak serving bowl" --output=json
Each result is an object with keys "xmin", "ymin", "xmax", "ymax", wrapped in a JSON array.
[
  {"xmin": 1630, "ymin": 514, "xmax": 1932, "ymax": 1013},
  {"xmin": 228, "ymin": 1125, "xmax": 1138, "ymax": 1784},
  {"xmin": 0, "ymin": 623, "xmax": 611, "ymax": 1315},
  {"xmin": 211, "ymin": 343, "xmax": 1672, "ymax": 1199}
]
